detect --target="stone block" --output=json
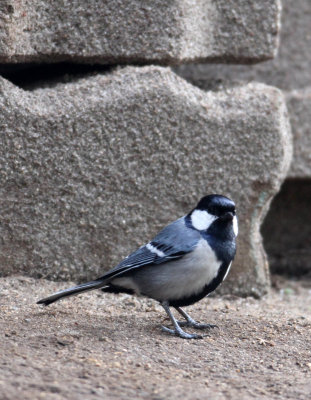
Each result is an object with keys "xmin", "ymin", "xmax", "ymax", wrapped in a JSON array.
[
  {"xmin": 175, "ymin": 0, "xmax": 311, "ymax": 90},
  {"xmin": 0, "ymin": 66, "xmax": 292, "ymax": 296},
  {"xmin": 175, "ymin": 0, "xmax": 311, "ymax": 179},
  {"xmin": 0, "ymin": 0, "xmax": 281, "ymax": 64},
  {"xmin": 286, "ymin": 89, "xmax": 311, "ymax": 178}
]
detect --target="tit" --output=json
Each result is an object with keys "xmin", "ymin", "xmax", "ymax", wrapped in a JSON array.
[{"xmin": 38, "ymin": 194, "xmax": 238, "ymax": 339}]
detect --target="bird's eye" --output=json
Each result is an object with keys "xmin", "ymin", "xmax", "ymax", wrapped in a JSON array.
[{"xmin": 209, "ymin": 206, "xmax": 220, "ymax": 216}]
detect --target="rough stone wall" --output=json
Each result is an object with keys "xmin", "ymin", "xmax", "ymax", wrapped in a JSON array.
[
  {"xmin": 0, "ymin": 0, "xmax": 293, "ymax": 296},
  {"xmin": 0, "ymin": 0, "xmax": 280, "ymax": 64},
  {"xmin": 176, "ymin": 0, "xmax": 311, "ymax": 275}
]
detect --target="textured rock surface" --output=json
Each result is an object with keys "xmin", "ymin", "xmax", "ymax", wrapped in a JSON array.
[
  {"xmin": 175, "ymin": 0, "xmax": 311, "ymax": 178},
  {"xmin": 0, "ymin": 0, "xmax": 281, "ymax": 64},
  {"xmin": 175, "ymin": 0, "xmax": 311, "ymax": 90},
  {"xmin": 0, "ymin": 67, "xmax": 292, "ymax": 296},
  {"xmin": 286, "ymin": 89, "xmax": 311, "ymax": 178}
]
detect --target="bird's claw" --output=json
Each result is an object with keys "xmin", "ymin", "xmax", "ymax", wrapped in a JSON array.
[
  {"xmin": 176, "ymin": 321, "xmax": 219, "ymax": 330},
  {"xmin": 161, "ymin": 325, "xmax": 203, "ymax": 339}
]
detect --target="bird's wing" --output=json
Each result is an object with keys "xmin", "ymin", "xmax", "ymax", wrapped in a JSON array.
[{"xmin": 101, "ymin": 217, "xmax": 201, "ymax": 281}]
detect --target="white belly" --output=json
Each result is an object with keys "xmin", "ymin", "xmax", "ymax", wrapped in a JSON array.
[{"xmin": 112, "ymin": 239, "xmax": 221, "ymax": 301}]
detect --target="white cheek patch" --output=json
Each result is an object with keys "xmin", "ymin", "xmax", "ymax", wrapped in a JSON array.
[
  {"xmin": 233, "ymin": 216, "xmax": 238, "ymax": 236},
  {"xmin": 191, "ymin": 209, "xmax": 216, "ymax": 231},
  {"xmin": 146, "ymin": 243, "xmax": 165, "ymax": 258}
]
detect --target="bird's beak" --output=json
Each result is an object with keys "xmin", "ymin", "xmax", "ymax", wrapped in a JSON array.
[{"xmin": 220, "ymin": 211, "xmax": 234, "ymax": 221}]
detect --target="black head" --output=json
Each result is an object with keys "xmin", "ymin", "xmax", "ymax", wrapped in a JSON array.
[
  {"xmin": 187, "ymin": 194, "xmax": 238, "ymax": 236},
  {"xmin": 187, "ymin": 194, "xmax": 238, "ymax": 234},
  {"xmin": 193, "ymin": 195, "xmax": 237, "ymax": 263},
  {"xmin": 196, "ymin": 194, "xmax": 236, "ymax": 218}
]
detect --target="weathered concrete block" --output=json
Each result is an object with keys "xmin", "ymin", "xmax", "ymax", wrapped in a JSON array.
[
  {"xmin": 176, "ymin": 0, "xmax": 311, "ymax": 179},
  {"xmin": 175, "ymin": 0, "xmax": 310, "ymax": 90},
  {"xmin": 0, "ymin": 0, "xmax": 281, "ymax": 64},
  {"xmin": 286, "ymin": 89, "xmax": 311, "ymax": 178},
  {"xmin": 0, "ymin": 67, "xmax": 291, "ymax": 296}
]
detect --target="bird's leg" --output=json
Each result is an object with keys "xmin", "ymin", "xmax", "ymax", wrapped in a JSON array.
[
  {"xmin": 175, "ymin": 307, "xmax": 218, "ymax": 330},
  {"xmin": 160, "ymin": 301, "xmax": 203, "ymax": 339}
]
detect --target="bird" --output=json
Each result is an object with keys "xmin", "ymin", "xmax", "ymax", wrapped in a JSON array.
[{"xmin": 37, "ymin": 194, "xmax": 238, "ymax": 339}]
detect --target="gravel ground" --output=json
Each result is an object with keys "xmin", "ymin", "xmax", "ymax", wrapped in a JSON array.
[{"xmin": 0, "ymin": 276, "xmax": 311, "ymax": 400}]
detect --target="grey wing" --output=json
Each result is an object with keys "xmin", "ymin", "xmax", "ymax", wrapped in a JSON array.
[
  {"xmin": 151, "ymin": 216, "xmax": 201, "ymax": 261},
  {"xmin": 100, "ymin": 217, "xmax": 200, "ymax": 281}
]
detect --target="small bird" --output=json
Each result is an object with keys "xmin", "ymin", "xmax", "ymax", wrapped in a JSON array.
[{"xmin": 37, "ymin": 194, "xmax": 238, "ymax": 339}]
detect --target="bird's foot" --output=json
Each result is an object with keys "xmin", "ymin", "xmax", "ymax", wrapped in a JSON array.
[
  {"xmin": 177, "ymin": 320, "xmax": 219, "ymax": 330},
  {"xmin": 161, "ymin": 325, "xmax": 203, "ymax": 339},
  {"xmin": 174, "ymin": 307, "xmax": 219, "ymax": 331}
]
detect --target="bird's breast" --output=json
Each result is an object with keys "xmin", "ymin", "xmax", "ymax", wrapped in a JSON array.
[
  {"xmin": 132, "ymin": 238, "xmax": 222, "ymax": 302},
  {"xmin": 177, "ymin": 238, "xmax": 222, "ymax": 295}
]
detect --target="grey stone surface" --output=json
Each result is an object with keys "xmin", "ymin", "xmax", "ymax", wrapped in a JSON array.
[
  {"xmin": 0, "ymin": 0, "xmax": 281, "ymax": 64},
  {"xmin": 286, "ymin": 89, "xmax": 311, "ymax": 178},
  {"xmin": 0, "ymin": 66, "xmax": 292, "ymax": 296},
  {"xmin": 175, "ymin": 0, "xmax": 311, "ymax": 176},
  {"xmin": 175, "ymin": 0, "xmax": 311, "ymax": 90}
]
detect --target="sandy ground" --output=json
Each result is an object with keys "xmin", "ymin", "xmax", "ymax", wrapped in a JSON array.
[{"xmin": 0, "ymin": 276, "xmax": 311, "ymax": 400}]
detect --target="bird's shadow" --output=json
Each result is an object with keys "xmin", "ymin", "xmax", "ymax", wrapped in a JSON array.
[{"xmin": 33, "ymin": 308, "xmax": 162, "ymax": 341}]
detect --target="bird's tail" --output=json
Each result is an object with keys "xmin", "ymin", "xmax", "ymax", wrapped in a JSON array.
[{"xmin": 37, "ymin": 278, "xmax": 106, "ymax": 306}]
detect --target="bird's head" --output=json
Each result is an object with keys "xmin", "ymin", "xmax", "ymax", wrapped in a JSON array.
[{"xmin": 188, "ymin": 194, "xmax": 238, "ymax": 236}]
